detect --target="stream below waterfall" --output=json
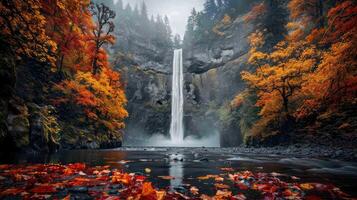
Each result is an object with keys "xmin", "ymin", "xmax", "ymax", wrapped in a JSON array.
[{"xmin": 1, "ymin": 147, "xmax": 356, "ymax": 197}]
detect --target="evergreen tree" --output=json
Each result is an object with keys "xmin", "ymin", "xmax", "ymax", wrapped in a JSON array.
[
  {"xmin": 217, "ymin": 0, "xmax": 224, "ymax": 8},
  {"xmin": 140, "ymin": 1, "xmax": 148, "ymax": 20},
  {"xmin": 173, "ymin": 34, "xmax": 182, "ymax": 49},
  {"xmin": 115, "ymin": 0, "xmax": 123, "ymax": 11},
  {"xmin": 204, "ymin": 0, "xmax": 218, "ymax": 20},
  {"xmin": 164, "ymin": 15, "xmax": 172, "ymax": 40},
  {"xmin": 133, "ymin": 4, "xmax": 139, "ymax": 18},
  {"xmin": 183, "ymin": 8, "xmax": 197, "ymax": 47}
]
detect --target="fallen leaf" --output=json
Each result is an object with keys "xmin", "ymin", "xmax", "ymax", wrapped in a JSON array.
[
  {"xmin": 300, "ymin": 183, "xmax": 314, "ymax": 190},
  {"xmin": 112, "ymin": 173, "xmax": 132, "ymax": 185},
  {"xmin": 135, "ymin": 175, "xmax": 146, "ymax": 182},
  {"xmin": 68, "ymin": 163, "xmax": 86, "ymax": 171},
  {"xmin": 220, "ymin": 168, "xmax": 234, "ymax": 172},
  {"xmin": 190, "ymin": 186, "xmax": 199, "ymax": 195},
  {"xmin": 197, "ymin": 174, "xmax": 219, "ymax": 180},
  {"xmin": 158, "ymin": 176, "xmax": 175, "ymax": 180},
  {"xmin": 142, "ymin": 182, "xmax": 155, "ymax": 196},
  {"xmin": 156, "ymin": 191, "xmax": 166, "ymax": 200},
  {"xmin": 30, "ymin": 185, "xmax": 57, "ymax": 194},
  {"xmin": 104, "ymin": 196, "xmax": 120, "ymax": 200},
  {"xmin": 233, "ymin": 193, "xmax": 247, "ymax": 200},
  {"xmin": 305, "ymin": 195, "xmax": 323, "ymax": 200},
  {"xmin": 215, "ymin": 190, "xmax": 232, "ymax": 198},
  {"xmin": 236, "ymin": 183, "xmax": 249, "ymax": 190},
  {"xmin": 215, "ymin": 183, "xmax": 230, "ymax": 189},
  {"xmin": 0, "ymin": 165, "xmax": 11, "ymax": 170},
  {"xmin": 215, "ymin": 177, "xmax": 224, "ymax": 182},
  {"xmin": 0, "ymin": 188, "xmax": 24, "ymax": 196}
]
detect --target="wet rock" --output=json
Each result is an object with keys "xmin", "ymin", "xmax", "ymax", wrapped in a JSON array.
[
  {"xmin": 173, "ymin": 186, "xmax": 187, "ymax": 194},
  {"xmin": 110, "ymin": 184, "xmax": 124, "ymax": 190},
  {"xmin": 68, "ymin": 186, "xmax": 88, "ymax": 193},
  {"xmin": 108, "ymin": 189, "xmax": 119, "ymax": 195},
  {"xmin": 71, "ymin": 193, "xmax": 92, "ymax": 200}
]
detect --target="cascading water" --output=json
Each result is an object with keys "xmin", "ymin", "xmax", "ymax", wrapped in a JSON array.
[{"xmin": 170, "ymin": 49, "xmax": 184, "ymax": 144}]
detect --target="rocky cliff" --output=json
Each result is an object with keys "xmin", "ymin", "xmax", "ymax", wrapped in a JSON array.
[
  {"xmin": 112, "ymin": 28, "xmax": 174, "ymax": 145},
  {"xmin": 115, "ymin": 0, "xmax": 288, "ymax": 147},
  {"xmin": 182, "ymin": 15, "xmax": 254, "ymax": 146}
]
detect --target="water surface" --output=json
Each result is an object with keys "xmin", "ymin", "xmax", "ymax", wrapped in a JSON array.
[{"xmin": 2, "ymin": 147, "xmax": 357, "ymax": 196}]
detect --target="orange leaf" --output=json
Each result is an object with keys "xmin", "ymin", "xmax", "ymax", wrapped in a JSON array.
[
  {"xmin": 142, "ymin": 182, "xmax": 156, "ymax": 196},
  {"xmin": 31, "ymin": 185, "xmax": 57, "ymax": 194}
]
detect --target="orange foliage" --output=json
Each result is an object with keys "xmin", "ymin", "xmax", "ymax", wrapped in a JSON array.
[
  {"xmin": 244, "ymin": 3, "xmax": 267, "ymax": 23},
  {"xmin": 298, "ymin": 1, "xmax": 357, "ymax": 117},
  {"xmin": 41, "ymin": 0, "xmax": 93, "ymax": 74},
  {"xmin": 241, "ymin": 1, "xmax": 357, "ymax": 134},
  {"xmin": 55, "ymin": 68, "xmax": 128, "ymax": 131},
  {"xmin": 35, "ymin": 1, "xmax": 129, "ymax": 134},
  {"xmin": 0, "ymin": 0, "xmax": 56, "ymax": 64},
  {"xmin": 288, "ymin": 0, "xmax": 324, "ymax": 27}
]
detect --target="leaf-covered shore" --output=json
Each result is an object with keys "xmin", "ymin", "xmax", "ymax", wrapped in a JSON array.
[{"xmin": 0, "ymin": 163, "xmax": 353, "ymax": 200}]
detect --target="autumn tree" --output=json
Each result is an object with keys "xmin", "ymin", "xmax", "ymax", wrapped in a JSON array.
[
  {"xmin": 298, "ymin": 1, "xmax": 357, "ymax": 117},
  {"xmin": 41, "ymin": 0, "xmax": 93, "ymax": 77},
  {"xmin": 54, "ymin": 68, "xmax": 128, "ymax": 133},
  {"xmin": 241, "ymin": 26, "xmax": 320, "ymax": 136},
  {"xmin": 89, "ymin": 3, "xmax": 116, "ymax": 75},
  {"xmin": 288, "ymin": 0, "xmax": 325, "ymax": 28}
]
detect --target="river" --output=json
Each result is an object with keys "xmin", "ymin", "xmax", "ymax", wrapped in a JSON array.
[{"xmin": 2, "ymin": 147, "xmax": 357, "ymax": 197}]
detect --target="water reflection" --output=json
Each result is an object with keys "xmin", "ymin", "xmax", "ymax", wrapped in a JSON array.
[{"xmin": 169, "ymin": 154, "xmax": 184, "ymax": 189}]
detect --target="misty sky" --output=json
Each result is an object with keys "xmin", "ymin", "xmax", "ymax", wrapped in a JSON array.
[{"xmin": 116, "ymin": 0, "xmax": 205, "ymax": 37}]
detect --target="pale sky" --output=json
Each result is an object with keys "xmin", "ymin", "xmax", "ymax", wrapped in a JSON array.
[{"xmin": 116, "ymin": 0, "xmax": 205, "ymax": 37}]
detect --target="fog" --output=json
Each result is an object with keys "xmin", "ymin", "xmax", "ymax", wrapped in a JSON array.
[
  {"xmin": 124, "ymin": 132, "xmax": 220, "ymax": 147},
  {"xmin": 117, "ymin": 0, "xmax": 205, "ymax": 36}
]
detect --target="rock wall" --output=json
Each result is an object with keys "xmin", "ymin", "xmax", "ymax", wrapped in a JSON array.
[
  {"xmin": 183, "ymin": 15, "xmax": 255, "ymax": 146},
  {"xmin": 112, "ymin": 28, "xmax": 174, "ymax": 145}
]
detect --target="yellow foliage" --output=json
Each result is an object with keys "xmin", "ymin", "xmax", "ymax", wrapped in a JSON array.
[{"xmin": 0, "ymin": 0, "xmax": 56, "ymax": 65}]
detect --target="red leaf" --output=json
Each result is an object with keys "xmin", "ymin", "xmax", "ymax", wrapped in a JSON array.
[{"xmin": 30, "ymin": 185, "xmax": 57, "ymax": 194}]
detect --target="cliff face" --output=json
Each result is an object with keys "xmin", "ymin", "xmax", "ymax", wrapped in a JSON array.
[
  {"xmin": 118, "ymin": 13, "xmax": 255, "ymax": 146},
  {"xmin": 117, "ymin": 0, "xmax": 289, "ymax": 147},
  {"xmin": 112, "ymin": 26, "xmax": 174, "ymax": 145},
  {"xmin": 183, "ymin": 15, "xmax": 254, "ymax": 146},
  {"xmin": 117, "ymin": 2, "xmax": 262, "ymax": 146}
]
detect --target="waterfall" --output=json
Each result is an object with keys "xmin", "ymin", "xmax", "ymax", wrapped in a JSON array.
[{"xmin": 170, "ymin": 49, "xmax": 184, "ymax": 144}]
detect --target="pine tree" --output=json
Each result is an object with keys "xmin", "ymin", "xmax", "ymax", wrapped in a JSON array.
[
  {"xmin": 183, "ymin": 8, "xmax": 197, "ymax": 48},
  {"xmin": 204, "ymin": 0, "xmax": 217, "ymax": 20},
  {"xmin": 115, "ymin": 0, "xmax": 123, "ymax": 11},
  {"xmin": 164, "ymin": 15, "xmax": 172, "ymax": 40},
  {"xmin": 140, "ymin": 1, "xmax": 148, "ymax": 20}
]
